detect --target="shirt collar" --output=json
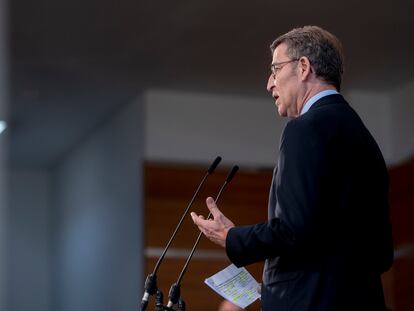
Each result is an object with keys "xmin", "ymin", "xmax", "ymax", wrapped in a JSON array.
[{"xmin": 300, "ymin": 89, "xmax": 339, "ymax": 115}]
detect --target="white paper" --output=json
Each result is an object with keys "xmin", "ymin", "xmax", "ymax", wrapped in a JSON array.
[{"xmin": 204, "ymin": 264, "xmax": 261, "ymax": 309}]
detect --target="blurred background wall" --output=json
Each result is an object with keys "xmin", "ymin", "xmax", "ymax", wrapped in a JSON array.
[
  {"xmin": 0, "ymin": 0, "xmax": 7, "ymax": 308},
  {"xmin": 3, "ymin": 0, "xmax": 414, "ymax": 310}
]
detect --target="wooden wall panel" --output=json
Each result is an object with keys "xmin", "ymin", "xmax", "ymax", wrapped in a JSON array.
[
  {"xmin": 387, "ymin": 157, "xmax": 414, "ymax": 311},
  {"xmin": 144, "ymin": 163, "xmax": 271, "ymax": 249},
  {"xmin": 144, "ymin": 162, "xmax": 271, "ymax": 310}
]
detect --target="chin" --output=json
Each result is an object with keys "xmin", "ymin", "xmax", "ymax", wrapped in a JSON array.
[{"xmin": 277, "ymin": 107, "xmax": 287, "ymax": 117}]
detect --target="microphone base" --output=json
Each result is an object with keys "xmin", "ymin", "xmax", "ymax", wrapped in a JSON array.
[
  {"xmin": 159, "ymin": 299, "xmax": 186, "ymax": 311},
  {"xmin": 167, "ymin": 283, "xmax": 181, "ymax": 307},
  {"xmin": 140, "ymin": 273, "xmax": 158, "ymax": 311}
]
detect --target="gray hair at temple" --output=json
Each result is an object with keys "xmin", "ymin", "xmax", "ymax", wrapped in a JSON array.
[{"xmin": 270, "ymin": 26, "xmax": 344, "ymax": 91}]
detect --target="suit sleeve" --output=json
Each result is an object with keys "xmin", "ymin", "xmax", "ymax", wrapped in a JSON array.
[{"xmin": 226, "ymin": 119, "xmax": 328, "ymax": 267}]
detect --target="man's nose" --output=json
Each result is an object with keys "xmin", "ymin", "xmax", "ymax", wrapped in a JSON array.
[{"xmin": 267, "ymin": 75, "xmax": 275, "ymax": 93}]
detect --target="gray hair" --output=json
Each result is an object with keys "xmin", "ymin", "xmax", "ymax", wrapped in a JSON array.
[{"xmin": 271, "ymin": 26, "xmax": 344, "ymax": 91}]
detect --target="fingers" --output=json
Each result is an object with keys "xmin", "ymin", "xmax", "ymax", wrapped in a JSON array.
[
  {"xmin": 190, "ymin": 206, "xmax": 228, "ymax": 248},
  {"xmin": 190, "ymin": 212, "xmax": 211, "ymax": 239},
  {"xmin": 190, "ymin": 212, "xmax": 207, "ymax": 226},
  {"xmin": 190, "ymin": 212, "xmax": 199, "ymax": 224},
  {"xmin": 206, "ymin": 197, "xmax": 221, "ymax": 218}
]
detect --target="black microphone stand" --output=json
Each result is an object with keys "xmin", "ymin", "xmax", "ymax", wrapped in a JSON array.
[
  {"xmin": 140, "ymin": 156, "xmax": 222, "ymax": 311},
  {"xmin": 154, "ymin": 290, "xmax": 186, "ymax": 311},
  {"xmin": 165, "ymin": 166, "xmax": 239, "ymax": 311}
]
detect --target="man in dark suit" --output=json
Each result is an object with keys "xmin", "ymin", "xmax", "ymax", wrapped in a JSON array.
[{"xmin": 191, "ymin": 26, "xmax": 393, "ymax": 310}]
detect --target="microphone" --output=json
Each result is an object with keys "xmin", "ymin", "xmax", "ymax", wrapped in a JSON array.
[
  {"xmin": 140, "ymin": 156, "xmax": 222, "ymax": 310},
  {"xmin": 155, "ymin": 290, "xmax": 164, "ymax": 311},
  {"xmin": 166, "ymin": 165, "xmax": 239, "ymax": 308}
]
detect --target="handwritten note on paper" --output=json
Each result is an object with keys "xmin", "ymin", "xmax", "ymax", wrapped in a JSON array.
[{"xmin": 204, "ymin": 264, "xmax": 260, "ymax": 309}]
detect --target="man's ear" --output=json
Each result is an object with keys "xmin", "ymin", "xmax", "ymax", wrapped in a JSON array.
[{"xmin": 298, "ymin": 56, "xmax": 312, "ymax": 81}]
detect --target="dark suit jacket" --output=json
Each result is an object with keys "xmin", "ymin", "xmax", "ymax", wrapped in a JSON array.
[{"xmin": 226, "ymin": 94, "xmax": 393, "ymax": 311}]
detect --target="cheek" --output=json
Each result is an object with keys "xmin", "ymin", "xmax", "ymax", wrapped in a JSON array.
[
  {"xmin": 275, "ymin": 74, "xmax": 289, "ymax": 92},
  {"xmin": 274, "ymin": 76, "xmax": 282, "ymax": 87}
]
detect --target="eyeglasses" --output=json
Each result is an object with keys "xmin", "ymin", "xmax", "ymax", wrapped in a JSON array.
[{"xmin": 270, "ymin": 59, "xmax": 299, "ymax": 79}]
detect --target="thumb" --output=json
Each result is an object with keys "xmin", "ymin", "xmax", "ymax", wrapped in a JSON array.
[{"xmin": 206, "ymin": 197, "xmax": 221, "ymax": 218}]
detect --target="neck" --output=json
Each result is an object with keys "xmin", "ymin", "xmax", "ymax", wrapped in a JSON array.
[{"xmin": 297, "ymin": 83, "xmax": 337, "ymax": 116}]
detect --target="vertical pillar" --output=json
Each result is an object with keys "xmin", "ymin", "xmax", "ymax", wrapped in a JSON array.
[{"xmin": 0, "ymin": 0, "xmax": 8, "ymax": 308}]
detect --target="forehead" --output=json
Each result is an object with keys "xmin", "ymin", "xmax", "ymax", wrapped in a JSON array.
[{"xmin": 272, "ymin": 43, "xmax": 289, "ymax": 63}]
